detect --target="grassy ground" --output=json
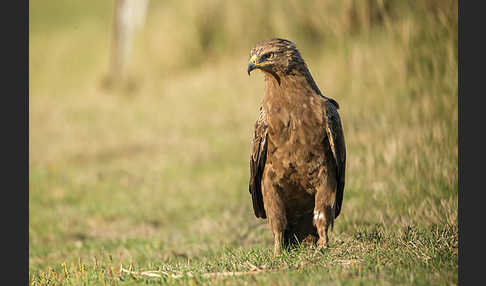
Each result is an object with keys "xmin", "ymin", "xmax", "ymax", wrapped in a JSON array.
[{"xmin": 29, "ymin": 0, "xmax": 457, "ymax": 285}]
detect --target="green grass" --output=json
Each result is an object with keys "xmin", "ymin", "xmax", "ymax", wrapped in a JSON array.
[{"xmin": 30, "ymin": 0, "xmax": 457, "ymax": 285}]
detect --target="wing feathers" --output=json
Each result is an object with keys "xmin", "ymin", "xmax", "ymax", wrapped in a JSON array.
[
  {"xmin": 249, "ymin": 107, "xmax": 268, "ymax": 219},
  {"xmin": 324, "ymin": 100, "xmax": 346, "ymax": 218}
]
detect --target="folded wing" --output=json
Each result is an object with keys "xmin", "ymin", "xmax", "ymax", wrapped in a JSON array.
[
  {"xmin": 249, "ymin": 106, "xmax": 268, "ymax": 219},
  {"xmin": 324, "ymin": 99, "xmax": 346, "ymax": 218}
]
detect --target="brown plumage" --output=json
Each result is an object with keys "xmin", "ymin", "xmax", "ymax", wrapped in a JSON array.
[{"xmin": 247, "ymin": 38, "xmax": 346, "ymax": 255}]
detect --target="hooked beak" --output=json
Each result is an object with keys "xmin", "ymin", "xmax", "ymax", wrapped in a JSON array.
[
  {"xmin": 247, "ymin": 54, "xmax": 258, "ymax": 76},
  {"xmin": 247, "ymin": 62, "xmax": 256, "ymax": 75}
]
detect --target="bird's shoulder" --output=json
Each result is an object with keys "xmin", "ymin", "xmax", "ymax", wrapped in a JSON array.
[
  {"xmin": 251, "ymin": 106, "xmax": 268, "ymax": 156},
  {"xmin": 326, "ymin": 97, "xmax": 340, "ymax": 109},
  {"xmin": 323, "ymin": 97, "xmax": 341, "ymax": 123}
]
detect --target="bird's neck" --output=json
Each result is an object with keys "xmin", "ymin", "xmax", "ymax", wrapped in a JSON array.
[
  {"xmin": 296, "ymin": 65, "xmax": 324, "ymax": 97},
  {"xmin": 263, "ymin": 66, "xmax": 323, "ymax": 100},
  {"xmin": 263, "ymin": 65, "xmax": 340, "ymax": 110}
]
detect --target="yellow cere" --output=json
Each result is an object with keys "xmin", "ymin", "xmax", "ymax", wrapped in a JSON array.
[{"xmin": 258, "ymin": 61, "xmax": 271, "ymax": 66}]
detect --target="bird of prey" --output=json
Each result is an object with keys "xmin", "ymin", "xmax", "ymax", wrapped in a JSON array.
[{"xmin": 247, "ymin": 38, "xmax": 346, "ymax": 255}]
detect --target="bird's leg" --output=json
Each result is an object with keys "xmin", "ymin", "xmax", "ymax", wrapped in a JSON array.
[
  {"xmin": 268, "ymin": 200, "xmax": 287, "ymax": 256},
  {"xmin": 314, "ymin": 181, "xmax": 336, "ymax": 249},
  {"xmin": 273, "ymin": 231, "xmax": 284, "ymax": 256},
  {"xmin": 314, "ymin": 207, "xmax": 332, "ymax": 248},
  {"xmin": 262, "ymin": 182, "xmax": 287, "ymax": 256}
]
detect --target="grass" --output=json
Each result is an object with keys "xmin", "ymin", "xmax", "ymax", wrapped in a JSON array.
[{"xmin": 30, "ymin": 0, "xmax": 457, "ymax": 284}]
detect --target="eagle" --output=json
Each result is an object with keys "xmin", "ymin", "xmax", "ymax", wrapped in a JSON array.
[{"xmin": 247, "ymin": 38, "xmax": 346, "ymax": 255}]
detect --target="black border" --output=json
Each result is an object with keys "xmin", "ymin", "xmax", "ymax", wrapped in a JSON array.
[
  {"xmin": 2, "ymin": 0, "xmax": 29, "ymax": 283},
  {"xmin": 458, "ymin": 0, "xmax": 482, "ymax": 285}
]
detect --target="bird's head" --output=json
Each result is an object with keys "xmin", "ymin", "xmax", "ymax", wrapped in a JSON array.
[{"xmin": 247, "ymin": 38, "xmax": 304, "ymax": 77}]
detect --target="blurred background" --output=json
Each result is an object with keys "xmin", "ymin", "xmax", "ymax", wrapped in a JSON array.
[{"xmin": 29, "ymin": 0, "xmax": 457, "ymax": 279}]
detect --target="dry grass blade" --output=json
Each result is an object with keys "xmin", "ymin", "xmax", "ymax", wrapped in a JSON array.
[{"xmin": 121, "ymin": 266, "xmax": 275, "ymax": 280}]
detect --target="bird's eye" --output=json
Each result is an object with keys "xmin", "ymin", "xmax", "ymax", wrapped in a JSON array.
[{"xmin": 261, "ymin": 52, "xmax": 274, "ymax": 62}]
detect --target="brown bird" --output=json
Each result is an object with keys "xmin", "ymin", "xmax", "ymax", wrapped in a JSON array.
[{"xmin": 247, "ymin": 38, "xmax": 346, "ymax": 255}]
